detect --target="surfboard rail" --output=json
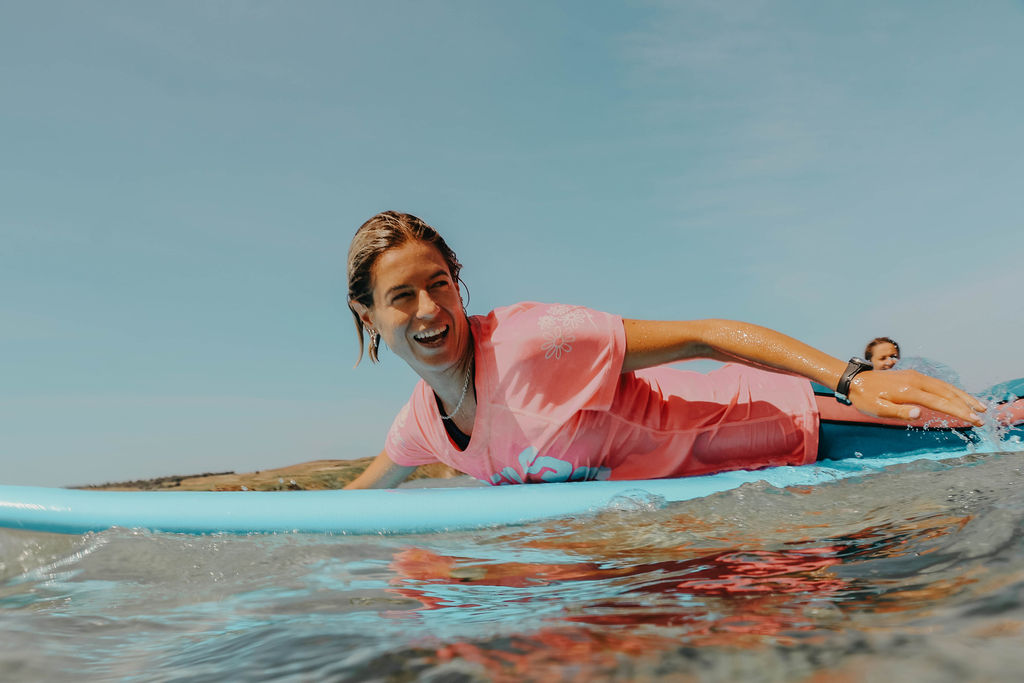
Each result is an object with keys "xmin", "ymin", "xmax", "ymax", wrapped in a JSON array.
[{"xmin": 0, "ymin": 450, "xmax": 990, "ymax": 536}]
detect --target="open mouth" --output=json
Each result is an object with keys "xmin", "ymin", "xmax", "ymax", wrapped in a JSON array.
[{"xmin": 412, "ymin": 325, "xmax": 450, "ymax": 347}]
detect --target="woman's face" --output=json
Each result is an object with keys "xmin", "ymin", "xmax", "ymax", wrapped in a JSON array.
[
  {"xmin": 356, "ymin": 240, "xmax": 470, "ymax": 377},
  {"xmin": 869, "ymin": 342, "xmax": 899, "ymax": 371}
]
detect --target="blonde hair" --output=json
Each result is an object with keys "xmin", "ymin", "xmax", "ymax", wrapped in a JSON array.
[{"xmin": 347, "ymin": 211, "xmax": 463, "ymax": 364}]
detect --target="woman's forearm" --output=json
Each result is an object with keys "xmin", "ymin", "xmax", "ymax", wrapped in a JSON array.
[
  {"xmin": 623, "ymin": 319, "xmax": 846, "ymax": 388},
  {"xmin": 343, "ymin": 450, "xmax": 416, "ymax": 490}
]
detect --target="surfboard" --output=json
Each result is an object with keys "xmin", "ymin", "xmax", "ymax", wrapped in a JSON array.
[
  {"xmin": 0, "ymin": 449, "xmax": 1005, "ymax": 536},
  {"xmin": 2, "ymin": 379, "xmax": 1020, "ymax": 536}
]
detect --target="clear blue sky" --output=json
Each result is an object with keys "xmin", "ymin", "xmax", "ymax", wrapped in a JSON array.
[{"xmin": 3, "ymin": 1, "xmax": 1022, "ymax": 487}]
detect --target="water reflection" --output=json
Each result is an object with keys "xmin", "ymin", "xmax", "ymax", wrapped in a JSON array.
[{"xmin": 382, "ymin": 501, "xmax": 988, "ymax": 679}]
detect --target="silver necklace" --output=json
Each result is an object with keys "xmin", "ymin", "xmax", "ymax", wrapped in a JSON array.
[{"xmin": 438, "ymin": 359, "xmax": 474, "ymax": 421}]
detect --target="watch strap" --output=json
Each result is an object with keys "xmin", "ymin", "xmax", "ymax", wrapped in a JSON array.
[{"xmin": 835, "ymin": 357, "xmax": 872, "ymax": 403}]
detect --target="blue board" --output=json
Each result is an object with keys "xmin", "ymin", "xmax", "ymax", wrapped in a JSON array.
[{"xmin": 0, "ymin": 449, "xmax": 983, "ymax": 536}]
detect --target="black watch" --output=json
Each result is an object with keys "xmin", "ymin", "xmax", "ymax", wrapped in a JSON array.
[{"xmin": 835, "ymin": 357, "xmax": 873, "ymax": 404}]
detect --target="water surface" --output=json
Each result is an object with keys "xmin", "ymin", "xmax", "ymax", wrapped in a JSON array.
[{"xmin": 3, "ymin": 448, "xmax": 1024, "ymax": 681}]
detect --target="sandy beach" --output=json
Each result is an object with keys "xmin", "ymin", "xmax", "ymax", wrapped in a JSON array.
[{"xmin": 77, "ymin": 459, "xmax": 462, "ymax": 491}]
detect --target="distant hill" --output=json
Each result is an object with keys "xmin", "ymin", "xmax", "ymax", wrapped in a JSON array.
[{"xmin": 77, "ymin": 459, "xmax": 462, "ymax": 491}]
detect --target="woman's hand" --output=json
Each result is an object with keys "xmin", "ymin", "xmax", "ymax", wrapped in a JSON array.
[
  {"xmin": 343, "ymin": 450, "xmax": 416, "ymax": 489},
  {"xmin": 847, "ymin": 369, "xmax": 986, "ymax": 426}
]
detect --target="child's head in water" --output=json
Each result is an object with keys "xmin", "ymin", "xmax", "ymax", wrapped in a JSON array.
[{"xmin": 865, "ymin": 337, "xmax": 900, "ymax": 371}]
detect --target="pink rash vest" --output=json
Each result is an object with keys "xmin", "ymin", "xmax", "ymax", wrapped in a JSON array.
[{"xmin": 385, "ymin": 302, "xmax": 820, "ymax": 485}]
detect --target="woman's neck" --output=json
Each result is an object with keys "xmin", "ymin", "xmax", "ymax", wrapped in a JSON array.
[{"xmin": 423, "ymin": 329, "xmax": 475, "ymax": 414}]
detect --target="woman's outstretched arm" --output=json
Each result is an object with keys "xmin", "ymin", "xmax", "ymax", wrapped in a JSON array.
[
  {"xmin": 343, "ymin": 450, "xmax": 417, "ymax": 489},
  {"xmin": 622, "ymin": 319, "xmax": 986, "ymax": 426}
]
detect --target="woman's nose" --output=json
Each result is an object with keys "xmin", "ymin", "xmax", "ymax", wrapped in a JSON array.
[{"xmin": 417, "ymin": 290, "xmax": 440, "ymax": 318}]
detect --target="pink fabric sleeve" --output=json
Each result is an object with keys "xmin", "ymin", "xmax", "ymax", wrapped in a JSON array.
[
  {"xmin": 487, "ymin": 302, "xmax": 625, "ymax": 421},
  {"xmin": 383, "ymin": 384, "xmax": 443, "ymax": 467}
]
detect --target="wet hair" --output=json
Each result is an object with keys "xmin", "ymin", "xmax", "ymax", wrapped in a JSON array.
[
  {"xmin": 864, "ymin": 336, "xmax": 900, "ymax": 361},
  {"xmin": 347, "ymin": 211, "xmax": 463, "ymax": 364}
]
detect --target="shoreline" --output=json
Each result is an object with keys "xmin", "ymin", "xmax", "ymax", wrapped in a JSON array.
[{"xmin": 74, "ymin": 459, "xmax": 462, "ymax": 491}]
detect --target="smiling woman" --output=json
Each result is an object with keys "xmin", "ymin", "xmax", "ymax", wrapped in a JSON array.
[{"xmin": 343, "ymin": 212, "xmax": 988, "ymax": 490}]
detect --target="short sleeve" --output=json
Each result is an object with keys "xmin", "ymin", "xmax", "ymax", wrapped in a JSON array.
[
  {"xmin": 384, "ymin": 386, "xmax": 443, "ymax": 467},
  {"xmin": 486, "ymin": 302, "xmax": 626, "ymax": 421}
]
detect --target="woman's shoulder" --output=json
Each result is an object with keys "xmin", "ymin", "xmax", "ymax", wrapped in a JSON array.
[
  {"xmin": 474, "ymin": 302, "xmax": 623, "ymax": 359},
  {"xmin": 476, "ymin": 302, "xmax": 586, "ymax": 339},
  {"xmin": 479, "ymin": 301, "xmax": 614, "ymax": 326}
]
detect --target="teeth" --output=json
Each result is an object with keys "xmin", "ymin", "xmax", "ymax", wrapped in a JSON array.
[{"xmin": 414, "ymin": 326, "xmax": 447, "ymax": 342}]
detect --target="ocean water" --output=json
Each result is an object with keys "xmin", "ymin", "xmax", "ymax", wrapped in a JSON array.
[{"xmin": 4, "ymin": 447, "xmax": 1024, "ymax": 682}]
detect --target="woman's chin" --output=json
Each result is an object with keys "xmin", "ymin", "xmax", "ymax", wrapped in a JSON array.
[{"xmin": 409, "ymin": 344, "xmax": 462, "ymax": 369}]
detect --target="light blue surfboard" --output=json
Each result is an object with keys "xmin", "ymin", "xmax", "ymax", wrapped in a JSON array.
[{"xmin": 0, "ymin": 449, "xmax": 986, "ymax": 536}]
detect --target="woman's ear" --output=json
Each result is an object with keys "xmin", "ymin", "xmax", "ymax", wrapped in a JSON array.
[{"xmin": 350, "ymin": 301, "xmax": 375, "ymax": 330}]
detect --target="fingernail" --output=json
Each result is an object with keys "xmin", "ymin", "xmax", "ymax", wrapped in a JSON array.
[{"xmin": 908, "ymin": 407, "xmax": 921, "ymax": 419}]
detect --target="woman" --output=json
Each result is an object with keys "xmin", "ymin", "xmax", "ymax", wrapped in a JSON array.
[
  {"xmin": 345, "ymin": 212, "xmax": 985, "ymax": 489},
  {"xmin": 865, "ymin": 337, "xmax": 900, "ymax": 371}
]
